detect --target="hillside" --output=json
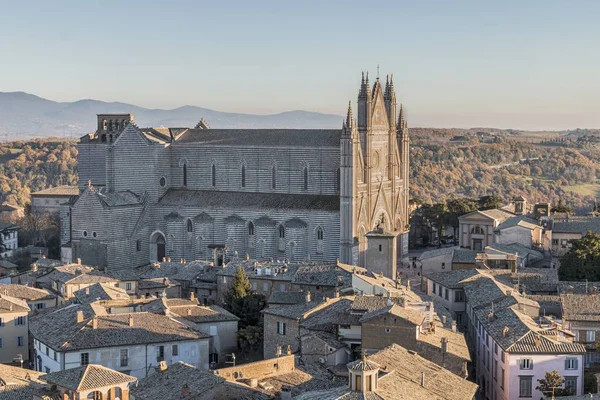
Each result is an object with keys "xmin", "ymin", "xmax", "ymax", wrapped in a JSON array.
[{"xmin": 0, "ymin": 91, "xmax": 343, "ymax": 140}]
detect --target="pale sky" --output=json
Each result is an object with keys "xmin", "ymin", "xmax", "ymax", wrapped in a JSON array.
[{"xmin": 1, "ymin": 0, "xmax": 599, "ymax": 130}]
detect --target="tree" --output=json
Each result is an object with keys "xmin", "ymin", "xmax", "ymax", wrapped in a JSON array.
[
  {"xmin": 446, "ymin": 198, "xmax": 479, "ymax": 244},
  {"xmin": 478, "ymin": 195, "xmax": 504, "ymax": 210},
  {"xmin": 536, "ymin": 370, "xmax": 572, "ymax": 399},
  {"xmin": 551, "ymin": 199, "xmax": 574, "ymax": 214},
  {"xmin": 225, "ymin": 267, "xmax": 251, "ymax": 303},
  {"xmin": 559, "ymin": 231, "xmax": 600, "ymax": 281}
]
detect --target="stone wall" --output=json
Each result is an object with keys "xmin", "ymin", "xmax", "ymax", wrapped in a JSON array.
[
  {"xmin": 214, "ymin": 354, "xmax": 295, "ymax": 381},
  {"xmin": 263, "ymin": 314, "xmax": 300, "ymax": 359}
]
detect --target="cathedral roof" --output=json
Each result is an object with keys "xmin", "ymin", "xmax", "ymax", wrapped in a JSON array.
[
  {"xmin": 158, "ymin": 189, "xmax": 340, "ymax": 212},
  {"xmin": 174, "ymin": 129, "xmax": 341, "ymax": 147}
]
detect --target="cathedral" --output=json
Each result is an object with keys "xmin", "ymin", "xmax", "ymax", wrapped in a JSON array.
[{"xmin": 66, "ymin": 73, "xmax": 410, "ymax": 272}]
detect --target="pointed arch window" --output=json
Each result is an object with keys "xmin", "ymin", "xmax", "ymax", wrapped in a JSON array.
[
  {"xmin": 272, "ymin": 166, "xmax": 277, "ymax": 189},
  {"xmin": 316, "ymin": 226, "xmax": 324, "ymax": 254},
  {"xmin": 211, "ymin": 164, "xmax": 216, "ymax": 187},
  {"xmin": 278, "ymin": 225, "xmax": 285, "ymax": 252},
  {"xmin": 248, "ymin": 222, "xmax": 255, "ymax": 249},
  {"xmin": 241, "ymin": 165, "xmax": 246, "ymax": 188},
  {"xmin": 183, "ymin": 164, "xmax": 188, "ymax": 187},
  {"xmin": 303, "ymin": 167, "xmax": 308, "ymax": 190},
  {"xmin": 186, "ymin": 219, "xmax": 193, "ymax": 233}
]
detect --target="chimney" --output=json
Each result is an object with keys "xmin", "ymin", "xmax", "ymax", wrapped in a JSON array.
[
  {"xmin": 305, "ymin": 291, "xmax": 311, "ymax": 303},
  {"xmin": 189, "ymin": 292, "xmax": 195, "ymax": 301},
  {"xmin": 75, "ymin": 268, "xmax": 82, "ymax": 276},
  {"xmin": 451, "ymin": 321, "xmax": 457, "ymax": 332},
  {"xmin": 503, "ymin": 326, "xmax": 509, "ymax": 337},
  {"xmin": 92, "ymin": 317, "xmax": 98, "ymax": 329},
  {"xmin": 182, "ymin": 384, "xmax": 190, "ymax": 397},
  {"xmin": 162, "ymin": 257, "xmax": 166, "ymax": 262},
  {"xmin": 85, "ymin": 287, "xmax": 90, "ymax": 295},
  {"xmin": 187, "ymin": 308, "xmax": 192, "ymax": 316},
  {"xmin": 280, "ymin": 385, "xmax": 293, "ymax": 400},
  {"xmin": 162, "ymin": 278, "xmax": 168, "ymax": 286},
  {"xmin": 442, "ymin": 316, "xmax": 447, "ymax": 324},
  {"xmin": 128, "ymin": 314, "xmax": 134, "ymax": 327},
  {"xmin": 535, "ymin": 335, "xmax": 541, "ymax": 347},
  {"xmin": 334, "ymin": 289, "xmax": 340, "ymax": 298},
  {"xmin": 76, "ymin": 258, "xmax": 81, "ymax": 265},
  {"xmin": 506, "ymin": 289, "xmax": 512, "ymax": 296},
  {"xmin": 76, "ymin": 311, "xmax": 84, "ymax": 323},
  {"xmin": 159, "ymin": 361, "xmax": 168, "ymax": 371}
]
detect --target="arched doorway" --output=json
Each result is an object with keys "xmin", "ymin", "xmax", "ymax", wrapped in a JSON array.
[
  {"xmin": 150, "ymin": 231, "xmax": 166, "ymax": 262},
  {"xmin": 88, "ymin": 391, "xmax": 103, "ymax": 400}
]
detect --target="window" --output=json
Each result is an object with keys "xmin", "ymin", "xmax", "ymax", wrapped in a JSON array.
[
  {"xmin": 552, "ymin": 239, "xmax": 559, "ymax": 245},
  {"xmin": 126, "ymin": 282, "xmax": 132, "ymax": 291},
  {"xmin": 248, "ymin": 222, "xmax": 255, "ymax": 236},
  {"xmin": 120, "ymin": 349, "xmax": 128, "ymax": 367},
  {"xmin": 385, "ymin": 328, "xmax": 392, "ymax": 333},
  {"xmin": 272, "ymin": 166, "xmax": 277, "ymax": 189},
  {"xmin": 355, "ymin": 375, "xmax": 361, "ymax": 391},
  {"xmin": 494, "ymin": 343, "xmax": 498, "ymax": 355},
  {"xmin": 494, "ymin": 360, "xmax": 498, "ymax": 380},
  {"xmin": 441, "ymin": 262, "xmax": 446, "ymax": 269},
  {"xmin": 501, "ymin": 368, "xmax": 505, "ymax": 389},
  {"xmin": 211, "ymin": 164, "xmax": 216, "ymax": 187},
  {"xmin": 379, "ymin": 245, "xmax": 382, "ymax": 252},
  {"xmin": 157, "ymin": 346, "xmax": 164, "ymax": 362},
  {"xmin": 172, "ymin": 344, "xmax": 179, "ymax": 356},
  {"xmin": 501, "ymin": 350, "xmax": 505, "ymax": 362},
  {"xmin": 46, "ymin": 347, "xmax": 49, "ymax": 356},
  {"xmin": 241, "ymin": 165, "xmax": 246, "ymax": 188},
  {"xmin": 277, "ymin": 322, "xmax": 286, "ymax": 335},
  {"xmin": 15, "ymin": 316, "xmax": 26, "ymax": 326},
  {"xmin": 432, "ymin": 283, "xmax": 437, "ymax": 295},
  {"xmin": 263, "ymin": 282, "xmax": 268, "ymax": 292},
  {"xmin": 455, "ymin": 290, "xmax": 465, "ymax": 302},
  {"xmin": 280, "ymin": 284, "xmax": 286, "ymax": 292},
  {"xmin": 303, "ymin": 166, "xmax": 308, "ymax": 190},
  {"xmin": 565, "ymin": 376, "xmax": 578, "ymax": 393},
  {"xmin": 159, "ymin": 176, "xmax": 167, "ymax": 187},
  {"xmin": 519, "ymin": 376, "xmax": 532, "ymax": 397},
  {"xmin": 83, "ymin": 231, "xmax": 88, "ymax": 237},
  {"xmin": 252, "ymin": 282, "xmax": 257, "ymax": 291},
  {"xmin": 519, "ymin": 358, "xmax": 533, "ymax": 370},
  {"xmin": 136, "ymin": 240, "xmax": 141, "ymax": 252},
  {"xmin": 45, "ymin": 367, "xmax": 50, "ymax": 373},
  {"xmin": 316, "ymin": 227, "xmax": 324, "ymax": 254},
  {"xmin": 565, "ymin": 358, "xmax": 578, "ymax": 370},
  {"xmin": 36, "ymin": 303, "xmax": 46, "ymax": 310},
  {"xmin": 54, "ymin": 352, "xmax": 57, "ymax": 361},
  {"xmin": 183, "ymin": 164, "xmax": 187, "ymax": 187},
  {"xmin": 81, "ymin": 353, "xmax": 89, "ymax": 366},
  {"xmin": 92, "ymin": 231, "xmax": 97, "ymax": 238}
]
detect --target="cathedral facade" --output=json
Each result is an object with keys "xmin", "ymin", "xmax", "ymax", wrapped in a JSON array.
[{"xmin": 68, "ymin": 73, "xmax": 410, "ymax": 272}]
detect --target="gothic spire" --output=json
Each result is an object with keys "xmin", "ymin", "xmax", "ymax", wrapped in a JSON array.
[
  {"xmin": 398, "ymin": 104, "xmax": 405, "ymax": 132},
  {"xmin": 359, "ymin": 71, "xmax": 368, "ymax": 99},
  {"xmin": 384, "ymin": 74, "xmax": 390, "ymax": 99},
  {"xmin": 346, "ymin": 101, "xmax": 354, "ymax": 128},
  {"xmin": 389, "ymin": 74, "xmax": 395, "ymax": 93}
]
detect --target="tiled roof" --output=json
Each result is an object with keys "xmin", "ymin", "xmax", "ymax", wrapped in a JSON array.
[
  {"xmin": 297, "ymin": 344, "xmax": 478, "ymax": 400},
  {"xmin": 218, "ymin": 260, "xmax": 298, "ymax": 281},
  {"xmin": 0, "ymin": 223, "xmax": 18, "ymax": 232},
  {"xmin": 140, "ymin": 261, "xmax": 209, "ymax": 282},
  {"xmin": 347, "ymin": 356, "xmax": 380, "ymax": 371},
  {"xmin": 419, "ymin": 246, "xmax": 457, "ymax": 261},
  {"xmin": 130, "ymin": 361, "xmax": 267, "ymax": 400},
  {"xmin": 73, "ymin": 283, "xmax": 130, "ymax": 304},
  {"xmin": 351, "ymin": 295, "xmax": 404, "ymax": 313},
  {"xmin": 31, "ymin": 185, "xmax": 79, "ymax": 197},
  {"xmin": 41, "ymin": 364, "xmax": 136, "ymax": 391},
  {"xmin": 0, "ymin": 294, "xmax": 30, "ymax": 313},
  {"xmin": 561, "ymin": 294, "xmax": 600, "ymax": 322},
  {"xmin": 423, "ymin": 269, "xmax": 481, "ymax": 289},
  {"xmin": 451, "ymin": 250, "xmax": 479, "ymax": 264},
  {"xmin": 475, "ymin": 300, "xmax": 585, "ymax": 354},
  {"xmin": 301, "ymin": 298, "xmax": 360, "ymax": 330},
  {"xmin": 553, "ymin": 218, "xmax": 600, "ymax": 235},
  {"xmin": 496, "ymin": 215, "xmax": 540, "ymax": 230},
  {"xmin": 175, "ymin": 128, "xmax": 341, "ymax": 147},
  {"xmin": 170, "ymin": 304, "xmax": 240, "ymax": 323},
  {"xmin": 487, "ymin": 243, "xmax": 544, "ymax": 260},
  {"xmin": 262, "ymin": 300, "xmax": 327, "ymax": 320},
  {"xmin": 558, "ymin": 281, "xmax": 600, "ymax": 295},
  {"xmin": 0, "ymin": 284, "xmax": 55, "ymax": 301},
  {"xmin": 93, "ymin": 188, "xmax": 141, "ymax": 207},
  {"xmin": 359, "ymin": 304, "xmax": 424, "ymax": 326},
  {"xmin": 292, "ymin": 263, "xmax": 352, "ymax": 287},
  {"xmin": 158, "ymin": 189, "xmax": 340, "ymax": 212},
  {"xmin": 29, "ymin": 304, "xmax": 209, "ymax": 351}
]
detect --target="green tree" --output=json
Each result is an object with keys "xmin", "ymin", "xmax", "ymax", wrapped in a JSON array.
[
  {"xmin": 421, "ymin": 203, "xmax": 448, "ymax": 247},
  {"xmin": 225, "ymin": 267, "xmax": 251, "ymax": 302},
  {"xmin": 551, "ymin": 199, "xmax": 574, "ymax": 214},
  {"xmin": 559, "ymin": 231, "xmax": 600, "ymax": 281},
  {"xmin": 446, "ymin": 198, "xmax": 479, "ymax": 244},
  {"xmin": 536, "ymin": 370, "xmax": 572, "ymax": 399},
  {"xmin": 478, "ymin": 195, "xmax": 504, "ymax": 210}
]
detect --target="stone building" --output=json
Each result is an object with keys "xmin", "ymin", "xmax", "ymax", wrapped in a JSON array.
[{"xmin": 67, "ymin": 73, "xmax": 411, "ymax": 272}]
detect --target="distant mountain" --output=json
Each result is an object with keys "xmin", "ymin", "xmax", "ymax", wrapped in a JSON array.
[{"xmin": 0, "ymin": 91, "xmax": 344, "ymax": 140}]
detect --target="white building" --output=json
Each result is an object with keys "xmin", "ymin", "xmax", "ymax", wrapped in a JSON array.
[
  {"xmin": 419, "ymin": 246, "xmax": 457, "ymax": 275},
  {"xmin": 0, "ymin": 222, "xmax": 18, "ymax": 259},
  {"xmin": 29, "ymin": 303, "xmax": 210, "ymax": 378},
  {"xmin": 459, "ymin": 209, "xmax": 515, "ymax": 250}
]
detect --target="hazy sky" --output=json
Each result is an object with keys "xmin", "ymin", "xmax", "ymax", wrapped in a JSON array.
[{"xmin": 1, "ymin": 0, "xmax": 599, "ymax": 130}]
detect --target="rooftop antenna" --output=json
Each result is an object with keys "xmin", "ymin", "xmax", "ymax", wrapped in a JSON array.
[{"xmin": 377, "ymin": 64, "xmax": 380, "ymax": 80}]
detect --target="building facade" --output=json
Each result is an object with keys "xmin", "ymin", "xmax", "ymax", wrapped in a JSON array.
[{"xmin": 68, "ymin": 73, "xmax": 411, "ymax": 272}]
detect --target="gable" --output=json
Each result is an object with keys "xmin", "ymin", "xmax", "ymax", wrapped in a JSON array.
[
  {"xmin": 370, "ymin": 85, "xmax": 390, "ymax": 131},
  {"xmin": 459, "ymin": 211, "xmax": 495, "ymax": 224},
  {"xmin": 113, "ymin": 124, "xmax": 151, "ymax": 148}
]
